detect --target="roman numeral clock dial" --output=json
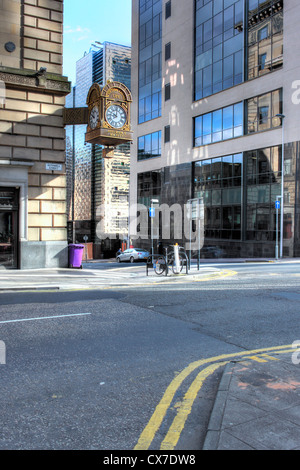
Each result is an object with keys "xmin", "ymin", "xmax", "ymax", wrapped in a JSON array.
[
  {"xmin": 89, "ymin": 105, "xmax": 99, "ymax": 129},
  {"xmin": 106, "ymin": 105, "xmax": 127, "ymax": 129}
]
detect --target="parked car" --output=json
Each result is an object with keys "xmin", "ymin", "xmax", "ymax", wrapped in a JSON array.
[{"xmin": 116, "ymin": 248, "xmax": 150, "ymax": 263}]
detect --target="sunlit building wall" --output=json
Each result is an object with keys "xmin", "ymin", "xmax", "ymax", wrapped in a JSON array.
[{"xmin": 131, "ymin": 0, "xmax": 300, "ymax": 258}]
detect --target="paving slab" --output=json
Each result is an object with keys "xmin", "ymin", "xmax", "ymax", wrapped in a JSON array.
[{"xmin": 203, "ymin": 353, "xmax": 300, "ymax": 450}]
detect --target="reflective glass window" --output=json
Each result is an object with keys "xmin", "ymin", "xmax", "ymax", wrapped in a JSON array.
[
  {"xmin": 194, "ymin": 102, "xmax": 243, "ymax": 147},
  {"xmin": 247, "ymin": 0, "xmax": 283, "ymax": 80},
  {"xmin": 193, "ymin": 153, "xmax": 243, "ymax": 241},
  {"xmin": 138, "ymin": 131, "xmax": 162, "ymax": 161},
  {"xmin": 139, "ymin": 0, "xmax": 162, "ymax": 124},
  {"xmin": 246, "ymin": 89, "xmax": 282, "ymax": 134},
  {"xmin": 194, "ymin": 0, "xmax": 244, "ymax": 100}
]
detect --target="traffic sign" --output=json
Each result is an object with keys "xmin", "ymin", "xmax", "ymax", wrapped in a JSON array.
[
  {"xmin": 149, "ymin": 207, "xmax": 155, "ymax": 218},
  {"xmin": 275, "ymin": 201, "xmax": 281, "ymax": 210}
]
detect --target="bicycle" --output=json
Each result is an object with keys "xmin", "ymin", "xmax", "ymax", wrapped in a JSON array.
[{"xmin": 154, "ymin": 245, "xmax": 187, "ymax": 276}]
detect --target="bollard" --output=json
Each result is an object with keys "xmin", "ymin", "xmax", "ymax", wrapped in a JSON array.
[{"xmin": 173, "ymin": 244, "xmax": 180, "ymax": 274}]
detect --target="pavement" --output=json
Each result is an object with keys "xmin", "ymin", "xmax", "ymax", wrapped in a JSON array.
[
  {"xmin": 203, "ymin": 351, "xmax": 300, "ymax": 450},
  {"xmin": 0, "ymin": 256, "xmax": 285, "ymax": 291},
  {"xmin": 0, "ymin": 257, "xmax": 245, "ymax": 291},
  {"xmin": 1, "ymin": 257, "xmax": 300, "ymax": 451}
]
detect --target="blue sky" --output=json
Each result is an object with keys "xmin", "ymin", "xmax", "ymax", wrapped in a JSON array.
[{"xmin": 63, "ymin": 0, "xmax": 132, "ymax": 85}]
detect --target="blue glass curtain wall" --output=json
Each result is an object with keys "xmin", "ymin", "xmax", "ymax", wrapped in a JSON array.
[
  {"xmin": 194, "ymin": 0, "xmax": 283, "ymax": 101},
  {"xmin": 138, "ymin": 0, "xmax": 162, "ymax": 123}
]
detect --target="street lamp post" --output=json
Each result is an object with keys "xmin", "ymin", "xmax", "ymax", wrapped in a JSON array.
[
  {"xmin": 275, "ymin": 195, "xmax": 282, "ymax": 260},
  {"xmin": 150, "ymin": 199, "xmax": 159, "ymax": 256},
  {"xmin": 276, "ymin": 113, "xmax": 285, "ymax": 258}
]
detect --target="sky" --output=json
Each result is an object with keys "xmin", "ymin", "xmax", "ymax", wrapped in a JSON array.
[{"xmin": 63, "ymin": 0, "xmax": 132, "ymax": 85}]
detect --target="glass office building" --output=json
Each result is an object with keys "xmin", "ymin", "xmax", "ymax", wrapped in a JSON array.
[{"xmin": 131, "ymin": 0, "xmax": 300, "ymax": 258}]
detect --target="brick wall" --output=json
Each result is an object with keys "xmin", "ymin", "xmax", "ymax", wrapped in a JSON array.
[
  {"xmin": 22, "ymin": 0, "xmax": 63, "ymax": 75},
  {"xmin": 0, "ymin": 0, "xmax": 21, "ymax": 69},
  {"xmin": 0, "ymin": 85, "xmax": 68, "ymax": 242}
]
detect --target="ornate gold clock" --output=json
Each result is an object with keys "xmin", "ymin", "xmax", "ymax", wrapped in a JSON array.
[{"xmin": 85, "ymin": 81, "xmax": 133, "ymax": 147}]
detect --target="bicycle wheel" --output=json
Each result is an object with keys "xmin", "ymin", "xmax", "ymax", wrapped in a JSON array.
[
  {"xmin": 154, "ymin": 256, "xmax": 167, "ymax": 275},
  {"xmin": 172, "ymin": 254, "xmax": 184, "ymax": 274}
]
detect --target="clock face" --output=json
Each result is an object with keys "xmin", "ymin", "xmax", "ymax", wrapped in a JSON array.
[
  {"xmin": 89, "ymin": 105, "xmax": 99, "ymax": 129},
  {"xmin": 106, "ymin": 105, "xmax": 127, "ymax": 129}
]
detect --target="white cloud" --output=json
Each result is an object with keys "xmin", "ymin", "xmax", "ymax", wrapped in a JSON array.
[{"xmin": 64, "ymin": 25, "xmax": 91, "ymax": 35}]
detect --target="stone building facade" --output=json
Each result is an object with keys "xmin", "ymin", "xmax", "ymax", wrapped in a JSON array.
[{"xmin": 0, "ymin": 0, "xmax": 71, "ymax": 269}]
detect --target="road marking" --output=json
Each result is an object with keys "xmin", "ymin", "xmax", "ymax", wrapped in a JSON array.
[
  {"xmin": 134, "ymin": 344, "xmax": 298, "ymax": 451},
  {"xmin": 160, "ymin": 361, "xmax": 228, "ymax": 450},
  {"xmin": 261, "ymin": 354, "xmax": 279, "ymax": 361},
  {"xmin": 0, "ymin": 312, "xmax": 92, "ymax": 324},
  {"xmin": 246, "ymin": 355, "xmax": 268, "ymax": 363},
  {"xmin": 192, "ymin": 270, "xmax": 237, "ymax": 282}
]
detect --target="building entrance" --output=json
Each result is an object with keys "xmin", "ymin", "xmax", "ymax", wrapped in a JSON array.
[{"xmin": 0, "ymin": 187, "xmax": 19, "ymax": 269}]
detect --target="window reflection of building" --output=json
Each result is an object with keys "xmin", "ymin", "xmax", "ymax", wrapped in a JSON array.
[
  {"xmin": 247, "ymin": 0, "xmax": 283, "ymax": 80},
  {"xmin": 194, "ymin": 88, "xmax": 282, "ymax": 144},
  {"xmin": 246, "ymin": 146, "xmax": 281, "ymax": 242},
  {"xmin": 246, "ymin": 89, "xmax": 282, "ymax": 133},
  {"xmin": 137, "ymin": 170, "xmax": 162, "ymax": 208},
  {"xmin": 194, "ymin": 154, "xmax": 243, "ymax": 241}
]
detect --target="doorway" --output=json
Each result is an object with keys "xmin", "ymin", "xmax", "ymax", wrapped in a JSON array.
[{"xmin": 0, "ymin": 187, "xmax": 19, "ymax": 269}]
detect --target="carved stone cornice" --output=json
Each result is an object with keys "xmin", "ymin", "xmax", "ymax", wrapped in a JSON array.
[{"xmin": 0, "ymin": 67, "xmax": 71, "ymax": 95}]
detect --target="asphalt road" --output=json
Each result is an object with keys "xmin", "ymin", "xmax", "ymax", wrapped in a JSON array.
[{"xmin": 0, "ymin": 261, "xmax": 299, "ymax": 451}]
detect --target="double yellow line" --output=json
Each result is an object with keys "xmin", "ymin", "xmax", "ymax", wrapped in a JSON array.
[{"xmin": 134, "ymin": 344, "xmax": 297, "ymax": 450}]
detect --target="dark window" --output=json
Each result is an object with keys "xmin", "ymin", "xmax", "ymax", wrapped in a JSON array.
[
  {"xmin": 0, "ymin": 187, "xmax": 19, "ymax": 269},
  {"xmin": 165, "ymin": 42, "xmax": 171, "ymax": 61},
  {"xmin": 164, "ymin": 125, "xmax": 170, "ymax": 143},
  {"xmin": 165, "ymin": 0, "xmax": 171, "ymax": 19},
  {"xmin": 165, "ymin": 83, "xmax": 171, "ymax": 101}
]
